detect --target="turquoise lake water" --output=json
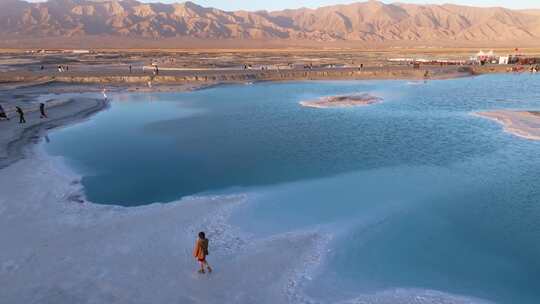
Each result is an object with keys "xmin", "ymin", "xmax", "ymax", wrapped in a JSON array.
[{"xmin": 45, "ymin": 74, "xmax": 540, "ymax": 303}]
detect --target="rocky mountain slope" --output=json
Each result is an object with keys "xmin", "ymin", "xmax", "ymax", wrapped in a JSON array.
[{"xmin": 1, "ymin": 0, "xmax": 540, "ymax": 45}]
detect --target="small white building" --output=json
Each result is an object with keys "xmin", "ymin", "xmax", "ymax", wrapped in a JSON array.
[
  {"xmin": 499, "ymin": 56, "xmax": 509, "ymax": 65},
  {"xmin": 72, "ymin": 50, "xmax": 90, "ymax": 54},
  {"xmin": 62, "ymin": 49, "xmax": 90, "ymax": 54}
]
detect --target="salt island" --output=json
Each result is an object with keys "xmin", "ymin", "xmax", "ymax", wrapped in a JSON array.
[
  {"xmin": 475, "ymin": 110, "xmax": 540, "ymax": 140},
  {"xmin": 300, "ymin": 93, "xmax": 383, "ymax": 108}
]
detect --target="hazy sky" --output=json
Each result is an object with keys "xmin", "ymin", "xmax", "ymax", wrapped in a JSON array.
[{"xmin": 26, "ymin": 0, "xmax": 540, "ymax": 11}]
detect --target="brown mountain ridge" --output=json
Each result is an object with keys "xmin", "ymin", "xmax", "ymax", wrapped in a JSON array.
[{"xmin": 2, "ymin": 0, "xmax": 540, "ymax": 47}]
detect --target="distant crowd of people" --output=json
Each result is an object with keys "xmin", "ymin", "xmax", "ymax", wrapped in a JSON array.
[{"xmin": 0, "ymin": 103, "xmax": 48, "ymax": 124}]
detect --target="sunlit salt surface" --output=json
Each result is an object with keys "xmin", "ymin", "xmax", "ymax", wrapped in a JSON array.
[{"xmin": 45, "ymin": 74, "xmax": 540, "ymax": 303}]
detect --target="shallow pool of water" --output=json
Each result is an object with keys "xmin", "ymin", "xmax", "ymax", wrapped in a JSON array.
[{"xmin": 45, "ymin": 74, "xmax": 540, "ymax": 303}]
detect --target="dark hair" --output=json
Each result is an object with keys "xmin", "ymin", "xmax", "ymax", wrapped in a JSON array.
[{"xmin": 198, "ymin": 231, "xmax": 205, "ymax": 239}]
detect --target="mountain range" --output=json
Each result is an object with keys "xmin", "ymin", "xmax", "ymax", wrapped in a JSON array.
[{"xmin": 2, "ymin": 0, "xmax": 540, "ymax": 48}]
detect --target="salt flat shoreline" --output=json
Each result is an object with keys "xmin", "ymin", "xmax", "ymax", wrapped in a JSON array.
[
  {"xmin": 0, "ymin": 64, "xmax": 498, "ymax": 87},
  {"xmin": 0, "ymin": 96, "xmax": 108, "ymax": 169},
  {"xmin": 474, "ymin": 110, "xmax": 540, "ymax": 141}
]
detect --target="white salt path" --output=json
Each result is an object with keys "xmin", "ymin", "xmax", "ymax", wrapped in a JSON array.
[{"xmin": 0, "ymin": 149, "xmax": 328, "ymax": 304}]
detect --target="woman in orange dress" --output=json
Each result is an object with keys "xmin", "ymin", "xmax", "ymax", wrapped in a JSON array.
[{"xmin": 193, "ymin": 231, "xmax": 212, "ymax": 273}]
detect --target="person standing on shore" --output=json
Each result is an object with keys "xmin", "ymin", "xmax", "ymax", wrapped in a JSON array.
[
  {"xmin": 0, "ymin": 104, "xmax": 9, "ymax": 121},
  {"xmin": 39, "ymin": 103, "xmax": 47, "ymax": 119},
  {"xmin": 129, "ymin": 65, "xmax": 132, "ymax": 74},
  {"xmin": 16, "ymin": 106, "xmax": 26, "ymax": 124},
  {"xmin": 193, "ymin": 232, "xmax": 212, "ymax": 274}
]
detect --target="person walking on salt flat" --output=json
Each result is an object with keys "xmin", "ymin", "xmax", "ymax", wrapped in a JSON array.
[
  {"xmin": 40, "ymin": 103, "xmax": 48, "ymax": 119},
  {"xmin": 16, "ymin": 106, "xmax": 25, "ymax": 124},
  {"xmin": 193, "ymin": 231, "xmax": 212, "ymax": 274},
  {"xmin": 0, "ymin": 104, "xmax": 9, "ymax": 121}
]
